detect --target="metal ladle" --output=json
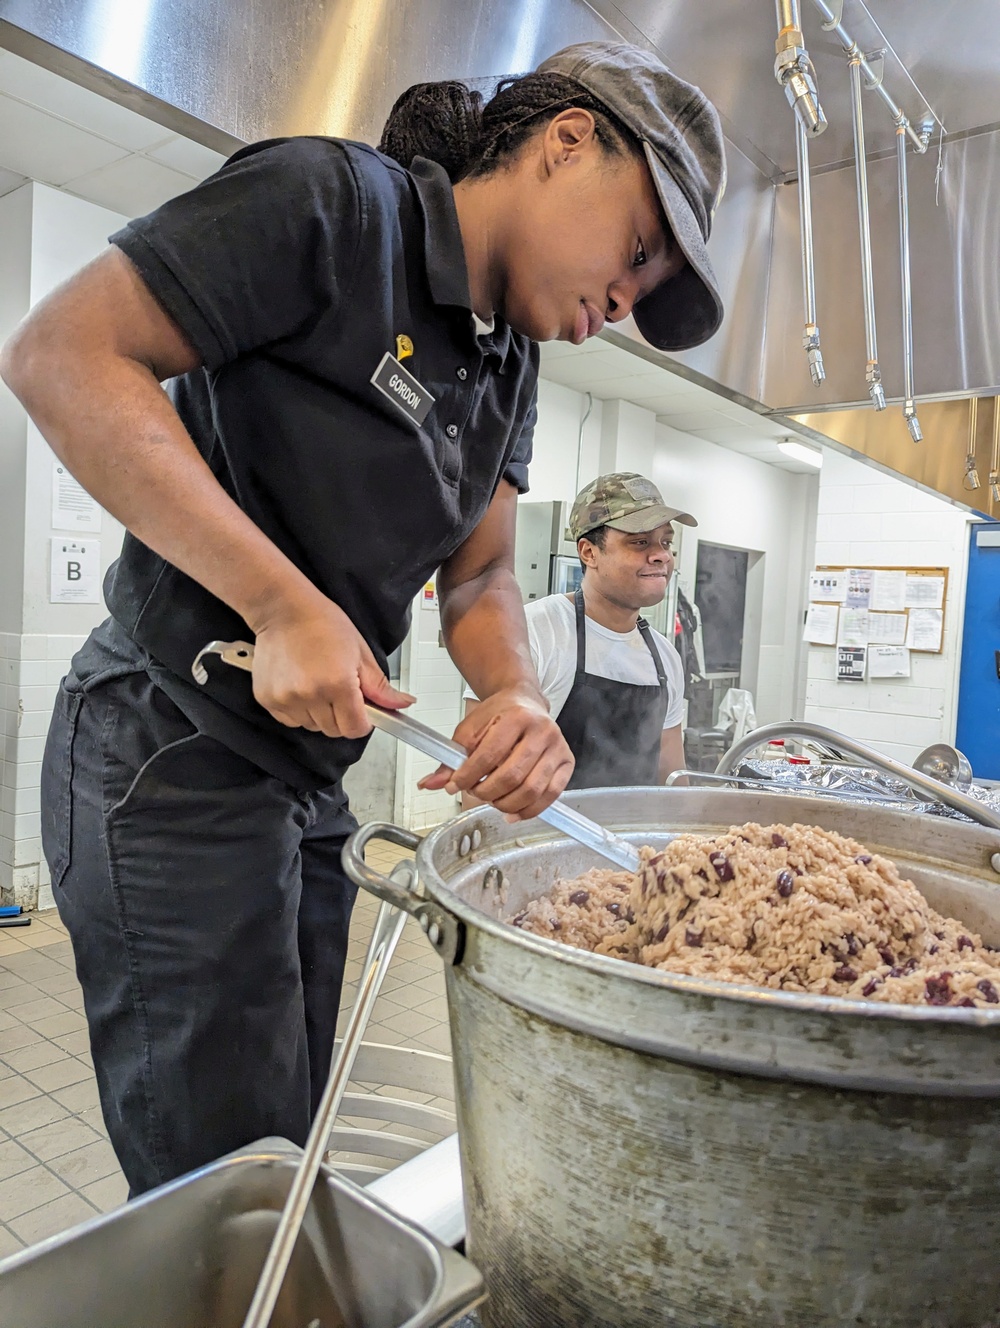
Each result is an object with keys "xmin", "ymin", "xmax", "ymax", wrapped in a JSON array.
[
  {"xmin": 240, "ymin": 881, "xmax": 408, "ymax": 1328},
  {"xmin": 912, "ymin": 743, "xmax": 974, "ymax": 795},
  {"xmin": 192, "ymin": 639, "xmax": 643, "ymax": 873}
]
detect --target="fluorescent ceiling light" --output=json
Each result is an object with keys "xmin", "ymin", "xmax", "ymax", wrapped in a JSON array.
[{"xmin": 777, "ymin": 439, "xmax": 823, "ymax": 468}]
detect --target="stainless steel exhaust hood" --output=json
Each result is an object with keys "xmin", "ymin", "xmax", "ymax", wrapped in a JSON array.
[{"xmin": 2, "ymin": 0, "xmax": 997, "ymax": 509}]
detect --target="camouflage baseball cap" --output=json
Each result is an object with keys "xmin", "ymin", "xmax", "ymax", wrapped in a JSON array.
[{"xmin": 569, "ymin": 472, "xmax": 697, "ymax": 541}]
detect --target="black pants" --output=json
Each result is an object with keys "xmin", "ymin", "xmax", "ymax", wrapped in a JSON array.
[{"xmin": 41, "ymin": 671, "xmax": 358, "ymax": 1196}]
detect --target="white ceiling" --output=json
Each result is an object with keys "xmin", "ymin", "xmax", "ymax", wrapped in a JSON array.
[
  {"xmin": 0, "ymin": 45, "xmax": 820, "ymax": 475},
  {"xmin": 539, "ymin": 337, "xmax": 822, "ymax": 473},
  {"xmin": 0, "ymin": 47, "xmax": 227, "ymax": 217}
]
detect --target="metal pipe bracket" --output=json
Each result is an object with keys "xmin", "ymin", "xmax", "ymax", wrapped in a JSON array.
[{"xmin": 862, "ymin": 49, "xmax": 886, "ymax": 90}]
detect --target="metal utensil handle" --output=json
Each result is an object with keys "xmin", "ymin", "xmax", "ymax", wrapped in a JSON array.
[
  {"xmin": 665, "ymin": 767, "xmax": 909, "ymax": 805},
  {"xmin": 539, "ymin": 800, "xmax": 642, "ymax": 872},
  {"xmin": 343, "ymin": 822, "xmax": 465, "ymax": 965},
  {"xmin": 240, "ymin": 876, "xmax": 410, "ymax": 1328},
  {"xmin": 716, "ymin": 721, "xmax": 1000, "ymax": 834},
  {"xmin": 364, "ymin": 705, "xmax": 642, "ymax": 871},
  {"xmin": 342, "ymin": 823, "xmax": 425, "ymax": 915},
  {"xmin": 365, "ymin": 702, "xmax": 465, "ymax": 769},
  {"xmin": 194, "ymin": 638, "xmax": 643, "ymax": 873}
]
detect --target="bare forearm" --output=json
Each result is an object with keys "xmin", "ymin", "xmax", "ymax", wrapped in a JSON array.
[
  {"xmin": 659, "ymin": 725, "xmax": 687, "ymax": 784},
  {"xmin": 2, "ymin": 343, "xmax": 318, "ymax": 633},
  {"xmin": 439, "ymin": 567, "xmax": 542, "ymax": 703},
  {"xmin": 425, "ymin": 485, "xmax": 574, "ymax": 814}
]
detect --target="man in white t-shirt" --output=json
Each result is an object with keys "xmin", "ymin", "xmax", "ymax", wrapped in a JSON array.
[{"xmin": 464, "ymin": 472, "xmax": 695, "ymax": 788}]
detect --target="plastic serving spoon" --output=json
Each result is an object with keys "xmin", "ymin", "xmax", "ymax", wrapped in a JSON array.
[{"xmin": 192, "ymin": 638, "xmax": 642, "ymax": 873}]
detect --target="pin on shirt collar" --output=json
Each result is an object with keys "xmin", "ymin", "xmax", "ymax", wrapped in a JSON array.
[{"xmin": 396, "ymin": 334, "xmax": 414, "ymax": 361}]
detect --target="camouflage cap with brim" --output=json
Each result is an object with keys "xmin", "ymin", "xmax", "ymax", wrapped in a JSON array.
[{"xmin": 569, "ymin": 472, "xmax": 697, "ymax": 541}]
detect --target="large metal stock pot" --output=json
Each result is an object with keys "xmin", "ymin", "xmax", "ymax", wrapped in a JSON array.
[{"xmin": 343, "ymin": 788, "xmax": 1000, "ymax": 1328}]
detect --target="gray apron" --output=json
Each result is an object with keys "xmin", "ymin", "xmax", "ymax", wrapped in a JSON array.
[{"xmin": 558, "ymin": 589, "xmax": 670, "ymax": 789}]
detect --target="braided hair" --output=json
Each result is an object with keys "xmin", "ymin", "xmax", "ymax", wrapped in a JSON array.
[{"xmin": 378, "ymin": 71, "xmax": 640, "ymax": 183}]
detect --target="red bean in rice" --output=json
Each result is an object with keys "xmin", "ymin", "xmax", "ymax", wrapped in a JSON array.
[{"xmin": 507, "ymin": 822, "xmax": 1000, "ymax": 1009}]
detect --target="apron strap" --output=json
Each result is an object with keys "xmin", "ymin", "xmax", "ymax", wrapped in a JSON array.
[
  {"xmin": 636, "ymin": 616, "xmax": 669, "ymax": 688},
  {"xmin": 573, "ymin": 587, "xmax": 588, "ymax": 673},
  {"xmin": 577, "ymin": 589, "xmax": 668, "ymax": 690}
]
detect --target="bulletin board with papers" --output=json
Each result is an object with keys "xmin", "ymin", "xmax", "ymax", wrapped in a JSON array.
[{"xmin": 803, "ymin": 565, "xmax": 948, "ymax": 684}]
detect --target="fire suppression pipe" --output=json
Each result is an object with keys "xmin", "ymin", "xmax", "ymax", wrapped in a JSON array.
[
  {"xmin": 775, "ymin": 0, "xmax": 827, "ymax": 385},
  {"xmin": 795, "ymin": 116, "xmax": 825, "ymax": 385},
  {"xmin": 848, "ymin": 50, "xmax": 885, "ymax": 410},
  {"xmin": 895, "ymin": 118, "xmax": 922, "ymax": 441},
  {"xmin": 809, "ymin": 0, "xmax": 932, "ymax": 155},
  {"xmin": 989, "ymin": 398, "xmax": 1000, "ymax": 505},
  {"xmin": 774, "ymin": 0, "xmax": 828, "ymax": 137},
  {"xmin": 791, "ymin": 0, "xmax": 937, "ymax": 411}
]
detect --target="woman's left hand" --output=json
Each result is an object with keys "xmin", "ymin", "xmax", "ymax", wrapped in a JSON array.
[{"xmin": 417, "ymin": 685, "xmax": 574, "ymax": 819}]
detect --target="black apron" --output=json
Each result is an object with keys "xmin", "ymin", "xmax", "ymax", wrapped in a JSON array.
[{"xmin": 558, "ymin": 589, "xmax": 670, "ymax": 789}]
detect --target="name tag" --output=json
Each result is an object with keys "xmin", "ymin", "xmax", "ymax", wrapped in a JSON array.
[{"xmin": 370, "ymin": 352, "xmax": 435, "ymax": 426}]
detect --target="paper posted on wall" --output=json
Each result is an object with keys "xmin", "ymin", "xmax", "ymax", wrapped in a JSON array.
[
  {"xmin": 52, "ymin": 462, "xmax": 102, "ymax": 533},
  {"xmin": 50, "ymin": 538, "xmax": 100, "ymax": 604},
  {"xmin": 837, "ymin": 646, "xmax": 866, "ymax": 682},
  {"xmin": 868, "ymin": 646, "xmax": 911, "ymax": 679},
  {"xmin": 869, "ymin": 570, "xmax": 907, "ymax": 612},
  {"xmin": 803, "ymin": 603, "xmax": 839, "ymax": 645},
  {"xmin": 846, "ymin": 569, "xmax": 873, "ymax": 607},
  {"xmin": 809, "ymin": 570, "xmax": 847, "ymax": 602},
  {"xmin": 905, "ymin": 607, "xmax": 944, "ymax": 651},
  {"xmin": 868, "ymin": 612, "xmax": 907, "ymax": 645},
  {"xmin": 837, "ymin": 607, "xmax": 870, "ymax": 647},
  {"xmin": 905, "ymin": 575, "xmax": 945, "ymax": 609}
]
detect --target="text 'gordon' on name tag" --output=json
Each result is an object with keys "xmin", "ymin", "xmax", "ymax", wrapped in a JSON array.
[{"xmin": 370, "ymin": 352, "xmax": 435, "ymax": 427}]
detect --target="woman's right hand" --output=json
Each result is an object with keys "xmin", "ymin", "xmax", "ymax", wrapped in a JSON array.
[{"xmin": 250, "ymin": 591, "xmax": 413, "ymax": 738}]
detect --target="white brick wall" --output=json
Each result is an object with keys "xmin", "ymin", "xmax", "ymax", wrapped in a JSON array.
[
  {"xmin": 0, "ymin": 631, "xmax": 87, "ymax": 907},
  {"xmin": 1, "ymin": 186, "xmax": 130, "ymax": 910},
  {"xmin": 653, "ymin": 425, "xmax": 817, "ymax": 727},
  {"xmin": 394, "ymin": 587, "xmax": 464, "ymax": 833},
  {"xmin": 803, "ymin": 451, "xmax": 972, "ymax": 764}
]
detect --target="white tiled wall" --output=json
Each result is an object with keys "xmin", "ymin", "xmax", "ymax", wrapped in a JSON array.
[
  {"xmin": 803, "ymin": 450, "xmax": 973, "ymax": 763},
  {"xmin": 653, "ymin": 425, "xmax": 818, "ymax": 727},
  {"xmin": 0, "ymin": 185, "xmax": 130, "ymax": 911},
  {"xmin": 526, "ymin": 378, "xmax": 819, "ymax": 730},
  {"xmin": 0, "ymin": 632, "xmax": 86, "ymax": 907},
  {"xmin": 394, "ymin": 585, "xmax": 464, "ymax": 832}
]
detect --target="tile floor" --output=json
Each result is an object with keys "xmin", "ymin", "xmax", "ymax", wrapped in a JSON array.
[{"xmin": 0, "ymin": 836, "xmax": 450, "ymax": 1259}]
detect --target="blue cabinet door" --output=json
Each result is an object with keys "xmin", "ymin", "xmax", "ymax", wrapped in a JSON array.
[{"xmin": 956, "ymin": 523, "xmax": 1000, "ymax": 779}]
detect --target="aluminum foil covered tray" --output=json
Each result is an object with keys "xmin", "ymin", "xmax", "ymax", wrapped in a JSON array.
[{"xmin": 739, "ymin": 757, "xmax": 1000, "ymax": 821}]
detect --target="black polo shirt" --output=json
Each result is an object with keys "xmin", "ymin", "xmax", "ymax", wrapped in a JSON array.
[{"xmin": 74, "ymin": 138, "xmax": 538, "ymax": 788}]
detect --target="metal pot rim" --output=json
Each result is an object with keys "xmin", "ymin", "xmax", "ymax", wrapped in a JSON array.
[{"xmin": 417, "ymin": 792, "xmax": 1000, "ymax": 1029}]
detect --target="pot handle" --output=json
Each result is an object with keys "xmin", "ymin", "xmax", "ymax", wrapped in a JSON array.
[{"xmin": 343, "ymin": 821, "xmax": 465, "ymax": 965}]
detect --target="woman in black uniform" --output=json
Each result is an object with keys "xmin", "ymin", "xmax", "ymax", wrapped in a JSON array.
[{"xmin": 0, "ymin": 41, "xmax": 726, "ymax": 1195}]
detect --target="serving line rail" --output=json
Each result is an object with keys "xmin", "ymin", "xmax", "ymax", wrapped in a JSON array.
[{"xmin": 714, "ymin": 721, "xmax": 1000, "ymax": 837}]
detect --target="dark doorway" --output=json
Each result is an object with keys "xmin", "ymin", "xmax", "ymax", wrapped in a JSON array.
[{"xmin": 695, "ymin": 543, "xmax": 748, "ymax": 674}]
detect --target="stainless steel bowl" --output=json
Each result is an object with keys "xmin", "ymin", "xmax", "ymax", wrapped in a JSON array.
[{"xmin": 0, "ymin": 1139, "xmax": 484, "ymax": 1328}]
